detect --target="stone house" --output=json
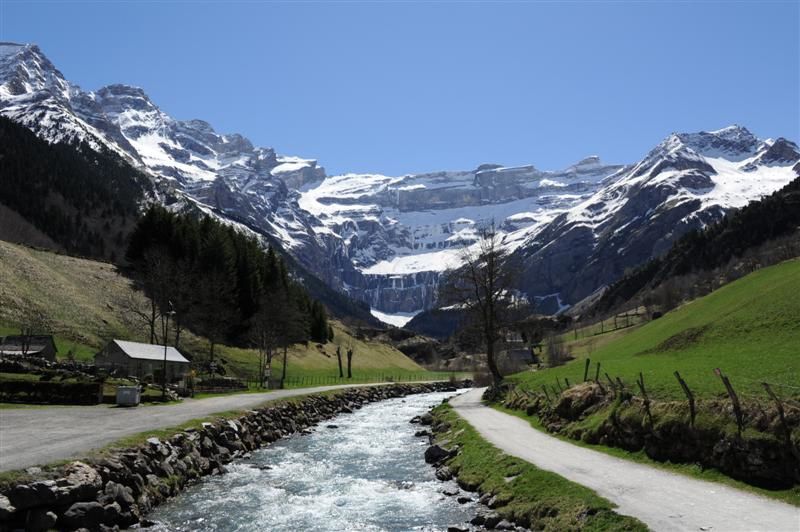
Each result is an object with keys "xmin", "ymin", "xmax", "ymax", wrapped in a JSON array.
[
  {"xmin": 95, "ymin": 339, "xmax": 190, "ymax": 381},
  {"xmin": 0, "ymin": 335, "xmax": 58, "ymax": 361}
]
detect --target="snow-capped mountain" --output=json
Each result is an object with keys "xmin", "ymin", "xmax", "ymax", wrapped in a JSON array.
[
  {"xmin": 296, "ymin": 158, "xmax": 625, "ymax": 317},
  {"xmin": 510, "ymin": 126, "xmax": 800, "ymax": 310},
  {"xmin": 2, "ymin": 42, "xmax": 798, "ymax": 326},
  {"xmin": 0, "ymin": 43, "xmax": 327, "ymax": 247}
]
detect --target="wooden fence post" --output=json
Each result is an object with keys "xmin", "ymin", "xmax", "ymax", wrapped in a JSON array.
[
  {"xmin": 564, "ymin": 377, "xmax": 570, "ymax": 388},
  {"xmin": 604, "ymin": 373, "xmax": 616, "ymax": 397},
  {"xmin": 555, "ymin": 378, "xmax": 563, "ymax": 393},
  {"xmin": 715, "ymin": 368, "xmax": 743, "ymax": 436},
  {"xmin": 583, "ymin": 358, "xmax": 591, "ymax": 382},
  {"xmin": 542, "ymin": 385, "xmax": 552, "ymax": 405},
  {"xmin": 594, "ymin": 362, "xmax": 601, "ymax": 383},
  {"xmin": 674, "ymin": 371, "xmax": 696, "ymax": 427},
  {"xmin": 636, "ymin": 372, "xmax": 653, "ymax": 426},
  {"xmin": 762, "ymin": 382, "xmax": 791, "ymax": 446}
]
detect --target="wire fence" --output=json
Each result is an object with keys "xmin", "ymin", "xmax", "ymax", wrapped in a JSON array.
[
  {"xmin": 245, "ymin": 371, "xmax": 469, "ymax": 390},
  {"xmin": 516, "ymin": 359, "xmax": 800, "ymax": 439}
]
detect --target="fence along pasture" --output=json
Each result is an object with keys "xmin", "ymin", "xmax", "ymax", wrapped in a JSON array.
[
  {"xmin": 250, "ymin": 371, "xmax": 466, "ymax": 389},
  {"xmin": 536, "ymin": 361, "xmax": 796, "ymax": 440}
]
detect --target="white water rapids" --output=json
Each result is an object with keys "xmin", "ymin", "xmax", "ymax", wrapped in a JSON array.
[{"xmin": 149, "ymin": 391, "xmax": 476, "ymax": 531}]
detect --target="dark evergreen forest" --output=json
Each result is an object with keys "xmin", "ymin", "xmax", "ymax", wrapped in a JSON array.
[
  {"xmin": 0, "ymin": 116, "xmax": 152, "ymax": 260},
  {"xmin": 126, "ymin": 205, "xmax": 331, "ymax": 354}
]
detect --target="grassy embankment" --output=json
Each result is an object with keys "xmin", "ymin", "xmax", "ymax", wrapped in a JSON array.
[
  {"xmin": 0, "ymin": 240, "xmax": 450, "ymax": 391},
  {"xmin": 511, "ymin": 259, "xmax": 800, "ymax": 401},
  {"xmin": 433, "ymin": 404, "xmax": 646, "ymax": 531},
  {"xmin": 502, "ymin": 260, "xmax": 800, "ymax": 505}
]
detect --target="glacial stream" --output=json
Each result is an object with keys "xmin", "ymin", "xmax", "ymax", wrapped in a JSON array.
[{"xmin": 149, "ymin": 391, "xmax": 476, "ymax": 531}]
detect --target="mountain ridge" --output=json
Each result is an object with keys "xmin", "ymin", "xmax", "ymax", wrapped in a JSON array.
[{"xmin": 1, "ymin": 42, "xmax": 798, "ymax": 326}]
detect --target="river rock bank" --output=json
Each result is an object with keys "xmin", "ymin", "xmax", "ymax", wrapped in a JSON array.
[{"xmin": 0, "ymin": 382, "xmax": 466, "ymax": 531}]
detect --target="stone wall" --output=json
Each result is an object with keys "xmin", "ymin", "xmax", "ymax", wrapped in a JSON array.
[{"xmin": 0, "ymin": 382, "xmax": 464, "ymax": 531}]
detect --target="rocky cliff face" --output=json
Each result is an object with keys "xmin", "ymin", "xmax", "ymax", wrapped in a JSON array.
[{"xmin": 2, "ymin": 42, "xmax": 798, "ymax": 324}]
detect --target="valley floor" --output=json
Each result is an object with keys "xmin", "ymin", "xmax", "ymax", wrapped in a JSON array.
[
  {"xmin": 450, "ymin": 388, "xmax": 800, "ymax": 531},
  {"xmin": 0, "ymin": 382, "xmax": 407, "ymax": 473}
]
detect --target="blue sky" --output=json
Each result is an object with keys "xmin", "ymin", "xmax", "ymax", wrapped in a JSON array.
[{"xmin": 1, "ymin": 1, "xmax": 797, "ymax": 175}]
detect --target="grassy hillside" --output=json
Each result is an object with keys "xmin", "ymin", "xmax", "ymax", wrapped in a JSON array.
[
  {"xmin": 511, "ymin": 259, "xmax": 800, "ymax": 400},
  {"xmin": 0, "ymin": 240, "xmax": 427, "ymax": 381}
]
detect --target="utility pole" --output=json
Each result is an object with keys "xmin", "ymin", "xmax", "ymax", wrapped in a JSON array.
[{"xmin": 161, "ymin": 301, "xmax": 176, "ymax": 402}]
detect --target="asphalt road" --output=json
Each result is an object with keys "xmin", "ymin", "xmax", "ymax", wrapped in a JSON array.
[
  {"xmin": 0, "ymin": 383, "xmax": 394, "ymax": 472},
  {"xmin": 450, "ymin": 388, "xmax": 800, "ymax": 532}
]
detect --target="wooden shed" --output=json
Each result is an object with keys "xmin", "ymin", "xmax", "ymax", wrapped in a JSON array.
[{"xmin": 95, "ymin": 339, "xmax": 190, "ymax": 382}]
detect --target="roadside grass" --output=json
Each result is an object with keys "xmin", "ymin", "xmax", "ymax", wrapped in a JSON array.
[
  {"xmin": 494, "ymin": 404, "xmax": 800, "ymax": 507},
  {"xmin": 434, "ymin": 404, "xmax": 647, "ymax": 531},
  {"xmin": 510, "ymin": 259, "xmax": 800, "ymax": 401}
]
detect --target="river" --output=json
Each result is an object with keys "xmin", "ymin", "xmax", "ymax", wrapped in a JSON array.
[{"xmin": 149, "ymin": 391, "xmax": 476, "ymax": 531}]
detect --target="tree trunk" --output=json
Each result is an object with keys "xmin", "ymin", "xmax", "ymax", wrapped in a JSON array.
[
  {"xmin": 174, "ymin": 320, "xmax": 183, "ymax": 349},
  {"xmin": 346, "ymin": 350, "xmax": 353, "ymax": 379},
  {"xmin": 486, "ymin": 338, "xmax": 502, "ymax": 386},
  {"xmin": 336, "ymin": 348, "xmax": 343, "ymax": 378},
  {"xmin": 149, "ymin": 299, "xmax": 158, "ymax": 344}
]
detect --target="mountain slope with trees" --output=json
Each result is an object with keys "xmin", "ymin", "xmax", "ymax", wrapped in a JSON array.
[
  {"xmin": 593, "ymin": 173, "xmax": 800, "ymax": 316},
  {"xmin": 0, "ymin": 116, "xmax": 153, "ymax": 261}
]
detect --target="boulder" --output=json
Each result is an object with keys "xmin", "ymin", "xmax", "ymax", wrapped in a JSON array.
[
  {"xmin": 56, "ymin": 461, "xmax": 103, "ymax": 503},
  {"xmin": 25, "ymin": 508, "xmax": 57, "ymax": 532},
  {"xmin": 7, "ymin": 481, "xmax": 57, "ymax": 510},
  {"xmin": 483, "ymin": 513, "xmax": 502, "ymax": 528},
  {"xmin": 104, "ymin": 481, "xmax": 135, "ymax": 509},
  {"xmin": 495, "ymin": 519, "xmax": 515, "ymax": 530},
  {"xmin": 0, "ymin": 494, "xmax": 15, "ymax": 521},
  {"xmin": 424, "ymin": 444, "xmax": 451, "ymax": 464},
  {"xmin": 435, "ymin": 466, "xmax": 454, "ymax": 481},
  {"xmin": 60, "ymin": 501, "xmax": 105, "ymax": 530}
]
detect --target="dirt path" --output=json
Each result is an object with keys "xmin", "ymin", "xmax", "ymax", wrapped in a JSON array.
[
  {"xmin": 0, "ymin": 383, "xmax": 397, "ymax": 472},
  {"xmin": 450, "ymin": 388, "xmax": 799, "ymax": 532}
]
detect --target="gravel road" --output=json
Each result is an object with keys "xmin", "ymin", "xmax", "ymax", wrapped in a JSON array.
[
  {"xmin": 450, "ymin": 388, "xmax": 800, "ymax": 532},
  {"xmin": 0, "ymin": 383, "xmax": 392, "ymax": 472}
]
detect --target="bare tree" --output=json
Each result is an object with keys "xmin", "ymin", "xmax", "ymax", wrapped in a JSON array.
[
  {"xmin": 121, "ymin": 290, "xmax": 160, "ymax": 344},
  {"xmin": 546, "ymin": 335, "xmax": 570, "ymax": 367},
  {"xmin": 445, "ymin": 222, "xmax": 523, "ymax": 387},
  {"xmin": 251, "ymin": 294, "xmax": 283, "ymax": 387},
  {"xmin": 18, "ymin": 306, "xmax": 51, "ymax": 356}
]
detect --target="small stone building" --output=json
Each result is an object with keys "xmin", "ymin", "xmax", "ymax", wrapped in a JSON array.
[
  {"xmin": 0, "ymin": 335, "xmax": 57, "ymax": 362},
  {"xmin": 95, "ymin": 339, "xmax": 190, "ymax": 381}
]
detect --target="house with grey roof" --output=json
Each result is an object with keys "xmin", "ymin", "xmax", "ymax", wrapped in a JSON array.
[
  {"xmin": 95, "ymin": 339, "xmax": 190, "ymax": 381},
  {"xmin": 0, "ymin": 335, "xmax": 57, "ymax": 362}
]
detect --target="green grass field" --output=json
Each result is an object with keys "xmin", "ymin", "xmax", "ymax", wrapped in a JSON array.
[
  {"xmin": 0, "ymin": 240, "xmax": 446, "ymax": 386},
  {"xmin": 511, "ymin": 259, "xmax": 800, "ymax": 401}
]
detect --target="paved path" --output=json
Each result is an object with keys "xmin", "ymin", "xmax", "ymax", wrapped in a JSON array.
[
  {"xmin": 0, "ymin": 383, "xmax": 397, "ymax": 472},
  {"xmin": 451, "ymin": 388, "xmax": 800, "ymax": 532}
]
